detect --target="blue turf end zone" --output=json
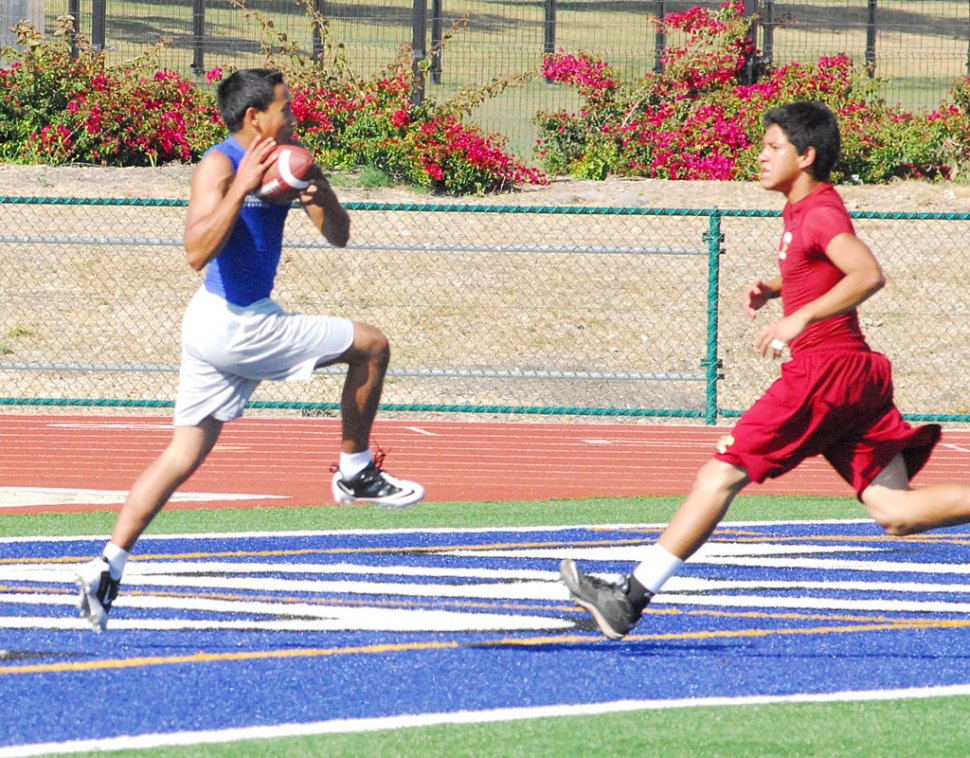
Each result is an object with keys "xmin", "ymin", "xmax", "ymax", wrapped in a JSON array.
[{"xmin": 3, "ymin": 521, "xmax": 970, "ymax": 752}]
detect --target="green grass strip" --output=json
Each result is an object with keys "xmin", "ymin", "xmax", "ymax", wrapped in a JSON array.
[
  {"xmin": 37, "ymin": 695, "xmax": 970, "ymax": 758},
  {"xmin": 0, "ymin": 494, "xmax": 864, "ymax": 538}
]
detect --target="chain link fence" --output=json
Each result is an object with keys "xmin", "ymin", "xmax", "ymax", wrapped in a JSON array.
[
  {"xmin": 2, "ymin": 197, "xmax": 968, "ymax": 425},
  {"xmin": 10, "ymin": 1, "xmax": 970, "ymax": 155}
]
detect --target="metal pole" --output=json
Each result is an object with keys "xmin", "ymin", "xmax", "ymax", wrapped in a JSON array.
[
  {"xmin": 543, "ymin": 0, "xmax": 556, "ymax": 82},
  {"xmin": 740, "ymin": 0, "xmax": 760, "ymax": 85},
  {"xmin": 68, "ymin": 0, "xmax": 80, "ymax": 58},
  {"xmin": 743, "ymin": 0, "xmax": 758, "ymax": 48},
  {"xmin": 411, "ymin": 0, "xmax": 427, "ymax": 106},
  {"xmin": 865, "ymin": 0, "xmax": 877, "ymax": 76},
  {"xmin": 91, "ymin": 0, "xmax": 106, "ymax": 53},
  {"xmin": 430, "ymin": 0, "xmax": 442, "ymax": 85},
  {"xmin": 762, "ymin": 0, "xmax": 774, "ymax": 65},
  {"xmin": 702, "ymin": 213, "xmax": 724, "ymax": 425},
  {"xmin": 191, "ymin": 0, "xmax": 206, "ymax": 75},
  {"xmin": 653, "ymin": 0, "xmax": 665, "ymax": 74},
  {"xmin": 312, "ymin": 0, "xmax": 325, "ymax": 63}
]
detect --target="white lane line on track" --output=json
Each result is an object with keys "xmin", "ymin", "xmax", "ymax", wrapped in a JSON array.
[
  {"xmin": 4, "ymin": 684, "xmax": 970, "ymax": 758},
  {"xmin": 46, "ymin": 422, "xmax": 171, "ymax": 431},
  {"xmin": 0, "ymin": 487, "xmax": 284, "ymax": 508},
  {"xmin": 941, "ymin": 443, "xmax": 970, "ymax": 453}
]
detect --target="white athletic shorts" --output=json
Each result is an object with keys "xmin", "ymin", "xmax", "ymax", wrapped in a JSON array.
[{"xmin": 174, "ymin": 286, "xmax": 355, "ymax": 427}]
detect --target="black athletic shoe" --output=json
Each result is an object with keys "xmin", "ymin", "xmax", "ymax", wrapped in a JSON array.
[
  {"xmin": 559, "ymin": 558, "xmax": 651, "ymax": 640},
  {"xmin": 332, "ymin": 458, "xmax": 424, "ymax": 510},
  {"xmin": 75, "ymin": 556, "xmax": 120, "ymax": 633}
]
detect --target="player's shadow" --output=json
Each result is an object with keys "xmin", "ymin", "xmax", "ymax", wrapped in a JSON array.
[{"xmin": 474, "ymin": 615, "xmax": 738, "ymax": 656}]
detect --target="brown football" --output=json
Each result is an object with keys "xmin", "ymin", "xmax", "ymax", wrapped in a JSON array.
[{"xmin": 255, "ymin": 144, "xmax": 315, "ymax": 204}]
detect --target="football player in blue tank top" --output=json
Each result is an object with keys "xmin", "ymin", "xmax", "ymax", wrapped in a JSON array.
[
  {"xmin": 199, "ymin": 133, "xmax": 292, "ymax": 306},
  {"xmin": 74, "ymin": 69, "xmax": 424, "ymax": 631}
]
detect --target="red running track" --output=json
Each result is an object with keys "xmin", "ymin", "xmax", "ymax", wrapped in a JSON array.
[{"xmin": 2, "ymin": 414, "xmax": 970, "ymax": 514}]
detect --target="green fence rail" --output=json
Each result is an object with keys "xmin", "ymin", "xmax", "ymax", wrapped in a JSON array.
[{"xmin": 2, "ymin": 197, "xmax": 969, "ymax": 425}]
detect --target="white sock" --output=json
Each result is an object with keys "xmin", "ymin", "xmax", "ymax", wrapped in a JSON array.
[
  {"xmin": 340, "ymin": 449, "xmax": 372, "ymax": 479},
  {"xmin": 632, "ymin": 543, "xmax": 684, "ymax": 595},
  {"xmin": 102, "ymin": 542, "xmax": 129, "ymax": 581}
]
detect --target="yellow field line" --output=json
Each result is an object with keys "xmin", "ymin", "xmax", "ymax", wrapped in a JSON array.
[
  {"xmin": 713, "ymin": 533, "xmax": 970, "ymax": 546},
  {"xmin": 11, "ymin": 529, "xmax": 970, "ymax": 567},
  {"xmin": 1, "ymin": 539, "xmax": 648, "ymax": 565},
  {"xmin": 4, "ymin": 616, "xmax": 970, "ymax": 676}
]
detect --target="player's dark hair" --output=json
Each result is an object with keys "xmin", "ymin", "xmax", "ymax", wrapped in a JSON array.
[
  {"xmin": 217, "ymin": 69, "xmax": 285, "ymax": 133},
  {"xmin": 763, "ymin": 101, "xmax": 840, "ymax": 183}
]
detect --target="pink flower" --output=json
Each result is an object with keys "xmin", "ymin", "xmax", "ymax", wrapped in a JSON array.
[{"xmin": 389, "ymin": 109, "xmax": 410, "ymax": 128}]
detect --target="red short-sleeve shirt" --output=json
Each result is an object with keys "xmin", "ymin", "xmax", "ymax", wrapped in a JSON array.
[
  {"xmin": 714, "ymin": 184, "xmax": 939, "ymax": 497},
  {"xmin": 778, "ymin": 184, "xmax": 869, "ymax": 355}
]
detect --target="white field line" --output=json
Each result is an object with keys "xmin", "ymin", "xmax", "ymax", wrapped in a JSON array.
[{"xmin": 3, "ymin": 684, "xmax": 970, "ymax": 758}]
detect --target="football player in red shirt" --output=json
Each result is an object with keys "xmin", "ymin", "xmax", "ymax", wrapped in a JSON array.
[{"xmin": 562, "ymin": 101, "xmax": 970, "ymax": 639}]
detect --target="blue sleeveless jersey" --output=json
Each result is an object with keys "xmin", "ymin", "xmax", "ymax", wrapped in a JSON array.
[{"xmin": 202, "ymin": 136, "xmax": 290, "ymax": 306}]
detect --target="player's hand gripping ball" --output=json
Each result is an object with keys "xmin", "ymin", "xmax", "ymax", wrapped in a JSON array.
[{"xmin": 255, "ymin": 144, "xmax": 315, "ymax": 205}]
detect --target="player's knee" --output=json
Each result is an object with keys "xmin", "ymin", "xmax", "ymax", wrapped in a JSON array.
[
  {"xmin": 160, "ymin": 444, "xmax": 208, "ymax": 479},
  {"xmin": 370, "ymin": 331, "xmax": 391, "ymax": 368},
  {"xmin": 693, "ymin": 459, "xmax": 748, "ymax": 499},
  {"xmin": 353, "ymin": 323, "xmax": 390, "ymax": 365}
]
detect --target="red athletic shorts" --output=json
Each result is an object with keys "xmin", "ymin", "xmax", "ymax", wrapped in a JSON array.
[{"xmin": 714, "ymin": 349, "xmax": 940, "ymax": 499}]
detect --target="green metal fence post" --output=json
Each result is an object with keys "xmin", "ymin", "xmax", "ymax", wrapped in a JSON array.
[{"xmin": 702, "ymin": 210, "xmax": 725, "ymax": 424}]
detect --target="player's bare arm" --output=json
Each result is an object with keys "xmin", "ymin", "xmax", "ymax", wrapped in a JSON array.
[
  {"xmin": 743, "ymin": 276, "xmax": 783, "ymax": 320},
  {"xmin": 184, "ymin": 136, "xmax": 278, "ymax": 270},
  {"xmin": 755, "ymin": 232, "xmax": 885, "ymax": 355},
  {"xmin": 300, "ymin": 165, "xmax": 351, "ymax": 248}
]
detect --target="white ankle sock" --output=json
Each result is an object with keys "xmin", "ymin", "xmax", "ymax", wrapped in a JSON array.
[
  {"xmin": 340, "ymin": 449, "xmax": 372, "ymax": 479},
  {"xmin": 102, "ymin": 542, "xmax": 129, "ymax": 581},
  {"xmin": 632, "ymin": 543, "xmax": 684, "ymax": 595}
]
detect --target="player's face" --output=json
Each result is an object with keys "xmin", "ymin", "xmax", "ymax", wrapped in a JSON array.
[
  {"xmin": 256, "ymin": 83, "xmax": 297, "ymax": 143},
  {"xmin": 758, "ymin": 124, "xmax": 802, "ymax": 194}
]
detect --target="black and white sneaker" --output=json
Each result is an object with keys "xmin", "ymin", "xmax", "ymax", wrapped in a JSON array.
[
  {"xmin": 560, "ymin": 558, "xmax": 651, "ymax": 640},
  {"xmin": 75, "ymin": 556, "xmax": 120, "ymax": 633},
  {"xmin": 332, "ymin": 458, "xmax": 424, "ymax": 510}
]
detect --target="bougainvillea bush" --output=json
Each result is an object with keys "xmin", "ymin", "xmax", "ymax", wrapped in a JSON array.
[
  {"xmin": 535, "ymin": 0, "xmax": 970, "ymax": 183},
  {"xmin": 0, "ymin": 5, "xmax": 545, "ymax": 194},
  {"xmin": 241, "ymin": 2, "xmax": 546, "ymax": 194},
  {"xmin": 5, "ymin": 0, "xmax": 970, "ymax": 190},
  {"xmin": 0, "ymin": 18, "xmax": 223, "ymax": 166}
]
